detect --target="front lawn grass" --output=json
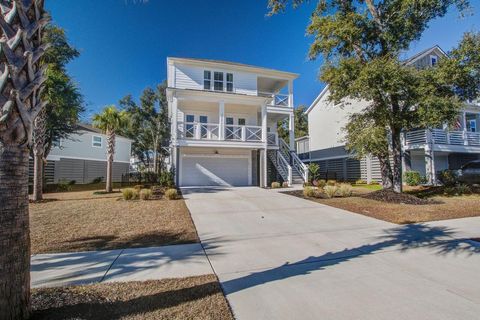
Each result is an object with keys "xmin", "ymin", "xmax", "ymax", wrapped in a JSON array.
[
  {"xmin": 285, "ymin": 186, "xmax": 480, "ymax": 224},
  {"xmin": 31, "ymin": 275, "xmax": 234, "ymax": 320},
  {"xmin": 30, "ymin": 190, "xmax": 198, "ymax": 254}
]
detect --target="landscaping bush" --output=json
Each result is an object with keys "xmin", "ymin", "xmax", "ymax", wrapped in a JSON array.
[
  {"xmin": 91, "ymin": 177, "xmax": 103, "ymax": 184},
  {"xmin": 368, "ymin": 180, "xmax": 380, "ymax": 185},
  {"xmin": 303, "ymin": 186, "xmax": 316, "ymax": 197},
  {"xmin": 140, "ymin": 189, "xmax": 153, "ymax": 200},
  {"xmin": 282, "ymin": 182, "xmax": 289, "ymax": 188},
  {"xmin": 133, "ymin": 184, "xmax": 144, "ymax": 191},
  {"xmin": 303, "ymin": 181, "xmax": 312, "ymax": 187},
  {"xmin": 444, "ymin": 184, "xmax": 471, "ymax": 196},
  {"xmin": 271, "ymin": 181, "xmax": 281, "ymax": 189},
  {"xmin": 308, "ymin": 163, "xmax": 320, "ymax": 182},
  {"xmin": 159, "ymin": 170, "xmax": 175, "ymax": 188},
  {"xmin": 355, "ymin": 179, "xmax": 367, "ymax": 185},
  {"xmin": 438, "ymin": 170, "xmax": 458, "ymax": 187},
  {"xmin": 324, "ymin": 185, "xmax": 338, "ymax": 198},
  {"xmin": 57, "ymin": 179, "xmax": 72, "ymax": 192},
  {"xmin": 326, "ymin": 180, "xmax": 337, "ymax": 186},
  {"xmin": 313, "ymin": 179, "xmax": 326, "ymax": 188},
  {"xmin": 122, "ymin": 188, "xmax": 138, "ymax": 200},
  {"xmin": 337, "ymin": 183, "xmax": 353, "ymax": 197},
  {"xmin": 165, "ymin": 188, "xmax": 178, "ymax": 200},
  {"xmin": 404, "ymin": 171, "xmax": 426, "ymax": 186}
]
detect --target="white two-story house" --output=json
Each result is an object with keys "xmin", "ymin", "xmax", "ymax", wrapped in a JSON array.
[
  {"xmin": 166, "ymin": 57, "xmax": 308, "ymax": 187},
  {"xmin": 300, "ymin": 46, "xmax": 480, "ymax": 184}
]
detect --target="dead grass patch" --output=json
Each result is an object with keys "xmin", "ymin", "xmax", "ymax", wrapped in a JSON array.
[
  {"xmin": 284, "ymin": 187, "xmax": 480, "ymax": 224},
  {"xmin": 30, "ymin": 190, "xmax": 198, "ymax": 254},
  {"xmin": 31, "ymin": 275, "xmax": 234, "ymax": 320}
]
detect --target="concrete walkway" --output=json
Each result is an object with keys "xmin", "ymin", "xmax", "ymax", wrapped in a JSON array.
[
  {"xmin": 182, "ymin": 186, "xmax": 480, "ymax": 320},
  {"xmin": 31, "ymin": 243, "xmax": 213, "ymax": 288}
]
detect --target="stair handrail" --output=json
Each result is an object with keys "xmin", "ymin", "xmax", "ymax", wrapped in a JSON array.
[
  {"xmin": 279, "ymin": 138, "xmax": 309, "ymax": 182},
  {"xmin": 275, "ymin": 150, "xmax": 292, "ymax": 185}
]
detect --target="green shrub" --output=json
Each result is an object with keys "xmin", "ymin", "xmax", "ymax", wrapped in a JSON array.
[
  {"xmin": 282, "ymin": 181, "xmax": 289, "ymax": 188},
  {"xmin": 368, "ymin": 181, "xmax": 380, "ymax": 185},
  {"xmin": 308, "ymin": 163, "xmax": 320, "ymax": 181},
  {"xmin": 445, "ymin": 184, "xmax": 471, "ymax": 196},
  {"xmin": 91, "ymin": 177, "xmax": 103, "ymax": 184},
  {"xmin": 324, "ymin": 185, "xmax": 338, "ymax": 198},
  {"xmin": 133, "ymin": 184, "xmax": 144, "ymax": 191},
  {"xmin": 122, "ymin": 188, "xmax": 137, "ymax": 200},
  {"xmin": 165, "ymin": 188, "xmax": 178, "ymax": 200},
  {"xmin": 438, "ymin": 170, "xmax": 458, "ymax": 187},
  {"xmin": 271, "ymin": 181, "xmax": 281, "ymax": 189},
  {"xmin": 159, "ymin": 170, "xmax": 175, "ymax": 188},
  {"xmin": 326, "ymin": 180, "xmax": 337, "ymax": 186},
  {"xmin": 303, "ymin": 186, "xmax": 316, "ymax": 197},
  {"xmin": 337, "ymin": 183, "xmax": 352, "ymax": 197},
  {"xmin": 57, "ymin": 179, "xmax": 72, "ymax": 192},
  {"xmin": 404, "ymin": 171, "xmax": 426, "ymax": 186},
  {"xmin": 355, "ymin": 179, "xmax": 367, "ymax": 185},
  {"xmin": 303, "ymin": 181, "xmax": 312, "ymax": 187},
  {"xmin": 140, "ymin": 189, "xmax": 152, "ymax": 200}
]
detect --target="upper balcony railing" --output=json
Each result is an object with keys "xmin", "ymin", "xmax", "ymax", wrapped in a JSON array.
[
  {"xmin": 177, "ymin": 122, "xmax": 263, "ymax": 142},
  {"xmin": 258, "ymin": 92, "xmax": 291, "ymax": 108},
  {"xmin": 405, "ymin": 128, "xmax": 480, "ymax": 147}
]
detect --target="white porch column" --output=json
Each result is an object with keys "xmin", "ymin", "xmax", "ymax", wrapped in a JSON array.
[
  {"xmin": 288, "ymin": 80, "xmax": 293, "ymax": 108},
  {"xmin": 219, "ymin": 100, "xmax": 225, "ymax": 140},
  {"xmin": 261, "ymin": 103, "xmax": 267, "ymax": 143},
  {"xmin": 172, "ymin": 96, "xmax": 178, "ymax": 141},
  {"xmin": 289, "ymin": 111, "xmax": 295, "ymax": 150}
]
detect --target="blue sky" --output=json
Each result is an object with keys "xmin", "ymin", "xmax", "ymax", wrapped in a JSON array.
[{"xmin": 47, "ymin": 0, "xmax": 479, "ymax": 119}]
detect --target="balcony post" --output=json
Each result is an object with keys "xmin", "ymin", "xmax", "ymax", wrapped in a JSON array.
[
  {"xmin": 172, "ymin": 96, "xmax": 178, "ymax": 141},
  {"xmin": 195, "ymin": 123, "xmax": 201, "ymax": 140},
  {"xmin": 289, "ymin": 112, "xmax": 295, "ymax": 150},
  {"xmin": 219, "ymin": 100, "xmax": 225, "ymax": 140},
  {"xmin": 288, "ymin": 80, "xmax": 293, "ymax": 108},
  {"xmin": 241, "ymin": 126, "xmax": 246, "ymax": 141},
  {"xmin": 261, "ymin": 103, "xmax": 267, "ymax": 143}
]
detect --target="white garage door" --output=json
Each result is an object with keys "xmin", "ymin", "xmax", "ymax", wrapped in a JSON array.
[{"xmin": 181, "ymin": 155, "xmax": 250, "ymax": 187}]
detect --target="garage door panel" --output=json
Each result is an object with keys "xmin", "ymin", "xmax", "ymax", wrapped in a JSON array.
[{"xmin": 181, "ymin": 155, "xmax": 249, "ymax": 187}]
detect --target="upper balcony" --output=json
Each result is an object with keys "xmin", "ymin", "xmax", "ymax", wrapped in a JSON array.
[{"xmin": 404, "ymin": 129, "xmax": 480, "ymax": 150}]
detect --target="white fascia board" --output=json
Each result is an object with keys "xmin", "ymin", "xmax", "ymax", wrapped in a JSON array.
[
  {"xmin": 305, "ymin": 85, "xmax": 330, "ymax": 115},
  {"xmin": 176, "ymin": 139, "xmax": 263, "ymax": 149},
  {"xmin": 46, "ymin": 154, "xmax": 131, "ymax": 164}
]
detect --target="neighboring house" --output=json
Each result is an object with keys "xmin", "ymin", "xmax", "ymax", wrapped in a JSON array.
[
  {"xmin": 166, "ymin": 57, "xmax": 308, "ymax": 187},
  {"xmin": 30, "ymin": 123, "xmax": 132, "ymax": 184},
  {"xmin": 300, "ymin": 46, "xmax": 480, "ymax": 184}
]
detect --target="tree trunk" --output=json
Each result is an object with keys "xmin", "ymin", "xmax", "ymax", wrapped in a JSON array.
[
  {"xmin": 390, "ymin": 129, "xmax": 403, "ymax": 193},
  {"xmin": 0, "ymin": 144, "xmax": 31, "ymax": 320},
  {"xmin": 32, "ymin": 153, "xmax": 43, "ymax": 201},
  {"xmin": 378, "ymin": 154, "xmax": 393, "ymax": 189},
  {"xmin": 106, "ymin": 157, "xmax": 113, "ymax": 193}
]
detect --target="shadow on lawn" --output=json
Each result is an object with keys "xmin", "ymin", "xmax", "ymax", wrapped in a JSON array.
[
  {"xmin": 221, "ymin": 224, "xmax": 480, "ymax": 294},
  {"xmin": 31, "ymin": 279, "xmax": 223, "ymax": 320}
]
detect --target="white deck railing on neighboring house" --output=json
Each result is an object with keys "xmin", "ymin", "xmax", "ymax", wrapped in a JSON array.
[{"xmin": 404, "ymin": 128, "xmax": 480, "ymax": 147}]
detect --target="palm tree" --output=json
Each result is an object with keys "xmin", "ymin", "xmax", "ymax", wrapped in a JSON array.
[
  {"xmin": 93, "ymin": 105, "xmax": 127, "ymax": 193},
  {"xmin": 0, "ymin": 0, "xmax": 49, "ymax": 318}
]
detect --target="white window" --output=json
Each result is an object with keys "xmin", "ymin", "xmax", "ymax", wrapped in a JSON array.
[
  {"xmin": 92, "ymin": 135, "xmax": 102, "ymax": 148},
  {"xmin": 203, "ymin": 71, "xmax": 211, "ymax": 90},
  {"xmin": 214, "ymin": 72, "xmax": 224, "ymax": 91},
  {"xmin": 468, "ymin": 119, "xmax": 476, "ymax": 132},
  {"xmin": 226, "ymin": 73, "xmax": 233, "ymax": 92},
  {"xmin": 430, "ymin": 55, "xmax": 438, "ymax": 66}
]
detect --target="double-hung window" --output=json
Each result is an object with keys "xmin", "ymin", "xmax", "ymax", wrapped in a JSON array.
[
  {"xmin": 203, "ymin": 71, "xmax": 211, "ymax": 90},
  {"xmin": 226, "ymin": 73, "xmax": 233, "ymax": 92},
  {"xmin": 92, "ymin": 135, "xmax": 102, "ymax": 148},
  {"xmin": 214, "ymin": 72, "xmax": 224, "ymax": 91}
]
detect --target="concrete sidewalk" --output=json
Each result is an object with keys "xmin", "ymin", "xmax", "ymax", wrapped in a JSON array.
[{"xmin": 31, "ymin": 243, "xmax": 213, "ymax": 288}]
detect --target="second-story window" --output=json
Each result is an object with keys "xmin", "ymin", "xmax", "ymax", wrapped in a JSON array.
[
  {"xmin": 430, "ymin": 55, "xmax": 438, "ymax": 66},
  {"xmin": 226, "ymin": 73, "xmax": 233, "ymax": 92},
  {"xmin": 214, "ymin": 72, "xmax": 224, "ymax": 91},
  {"xmin": 204, "ymin": 71, "xmax": 211, "ymax": 90},
  {"xmin": 92, "ymin": 135, "xmax": 102, "ymax": 148}
]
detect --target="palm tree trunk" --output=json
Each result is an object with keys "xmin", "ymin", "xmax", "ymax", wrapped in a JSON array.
[
  {"xmin": 106, "ymin": 157, "xmax": 113, "ymax": 193},
  {"xmin": 106, "ymin": 130, "xmax": 115, "ymax": 192},
  {"xmin": 32, "ymin": 109, "xmax": 47, "ymax": 201},
  {"xmin": 0, "ymin": 144, "xmax": 31, "ymax": 320},
  {"xmin": 33, "ymin": 153, "xmax": 43, "ymax": 200}
]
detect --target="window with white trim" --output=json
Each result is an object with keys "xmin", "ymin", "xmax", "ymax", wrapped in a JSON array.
[
  {"xmin": 203, "ymin": 71, "xmax": 211, "ymax": 90},
  {"xmin": 214, "ymin": 72, "xmax": 224, "ymax": 91},
  {"xmin": 92, "ymin": 135, "xmax": 102, "ymax": 148},
  {"xmin": 226, "ymin": 73, "xmax": 233, "ymax": 92}
]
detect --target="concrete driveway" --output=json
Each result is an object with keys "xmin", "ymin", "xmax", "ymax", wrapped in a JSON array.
[{"xmin": 182, "ymin": 187, "xmax": 480, "ymax": 320}]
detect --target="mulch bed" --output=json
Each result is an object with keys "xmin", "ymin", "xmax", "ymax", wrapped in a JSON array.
[
  {"xmin": 31, "ymin": 275, "xmax": 234, "ymax": 320},
  {"xmin": 362, "ymin": 189, "xmax": 441, "ymax": 205}
]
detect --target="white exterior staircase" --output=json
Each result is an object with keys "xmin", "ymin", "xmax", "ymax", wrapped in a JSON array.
[{"xmin": 267, "ymin": 138, "xmax": 308, "ymax": 185}]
